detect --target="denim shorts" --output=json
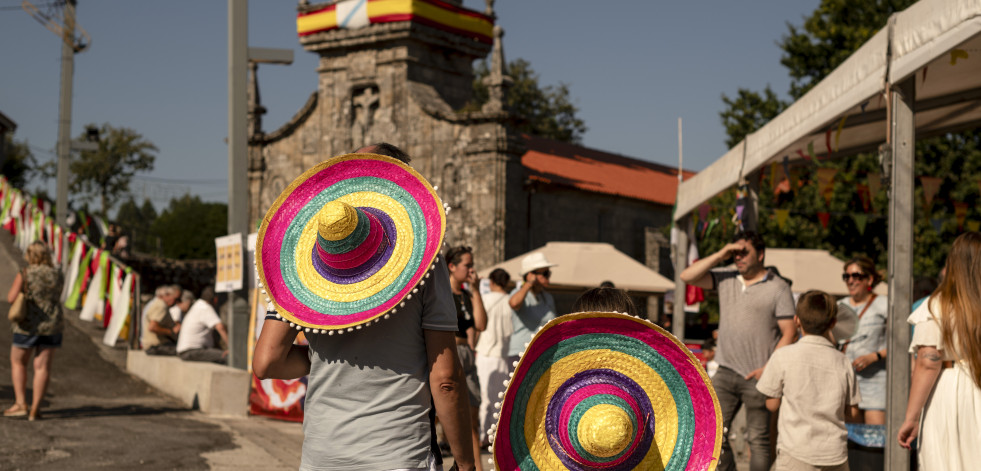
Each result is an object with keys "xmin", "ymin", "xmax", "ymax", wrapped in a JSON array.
[
  {"xmin": 12, "ymin": 333, "xmax": 63, "ymax": 349},
  {"xmin": 856, "ymin": 367, "xmax": 886, "ymax": 410}
]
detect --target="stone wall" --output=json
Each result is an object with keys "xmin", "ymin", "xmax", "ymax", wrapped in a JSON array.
[{"xmin": 521, "ymin": 183, "xmax": 673, "ymax": 263}]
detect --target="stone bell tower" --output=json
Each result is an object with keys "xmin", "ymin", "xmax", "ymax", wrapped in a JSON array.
[{"xmin": 250, "ymin": 0, "xmax": 527, "ymax": 268}]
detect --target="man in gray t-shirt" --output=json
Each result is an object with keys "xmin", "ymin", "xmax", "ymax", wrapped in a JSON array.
[
  {"xmin": 680, "ymin": 231, "xmax": 796, "ymax": 471},
  {"xmin": 252, "ymin": 144, "xmax": 476, "ymax": 471}
]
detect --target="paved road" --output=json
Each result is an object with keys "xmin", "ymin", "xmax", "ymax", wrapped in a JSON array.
[{"xmin": 0, "ymin": 231, "xmax": 309, "ymax": 470}]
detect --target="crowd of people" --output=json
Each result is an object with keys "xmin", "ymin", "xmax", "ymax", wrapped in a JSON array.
[{"xmin": 6, "ymin": 142, "xmax": 979, "ymax": 471}]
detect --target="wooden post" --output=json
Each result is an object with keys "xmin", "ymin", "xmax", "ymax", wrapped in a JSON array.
[
  {"xmin": 885, "ymin": 77, "xmax": 914, "ymax": 471},
  {"xmin": 672, "ymin": 217, "xmax": 689, "ymax": 341}
]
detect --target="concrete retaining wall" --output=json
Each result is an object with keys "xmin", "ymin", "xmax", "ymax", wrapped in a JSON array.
[{"xmin": 127, "ymin": 350, "xmax": 250, "ymax": 417}]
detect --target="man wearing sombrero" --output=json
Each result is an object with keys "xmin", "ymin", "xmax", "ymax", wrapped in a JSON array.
[{"xmin": 253, "ymin": 144, "xmax": 476, "ymax": 471}]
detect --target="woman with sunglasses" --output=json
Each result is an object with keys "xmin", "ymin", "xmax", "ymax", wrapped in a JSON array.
[{"xmin": 837, "ymin": 255, "xmax": 888, "ymax": 425}]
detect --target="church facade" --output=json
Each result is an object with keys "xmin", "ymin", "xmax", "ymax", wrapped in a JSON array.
[{"xmin": 248, "ymin": 0, "xmax": 687, "ymax": 275}]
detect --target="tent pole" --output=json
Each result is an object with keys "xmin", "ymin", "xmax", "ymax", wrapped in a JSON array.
[
  {"xmin": 885, "ymin": 77, "xmax": 914, "ymax": 471},
  {"xmin": 672, "ymin": 216, "xmax": 689, "ymax": 341}
]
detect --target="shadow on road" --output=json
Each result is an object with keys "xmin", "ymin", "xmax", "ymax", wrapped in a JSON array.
[{"xmin": 39, "ymin": 404, "xmax": 190, "ymax": 420}]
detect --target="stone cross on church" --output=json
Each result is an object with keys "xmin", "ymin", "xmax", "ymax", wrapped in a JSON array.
[{"xmin": 351, "ymin": 86, "xmax": 380, "ymax": 149}]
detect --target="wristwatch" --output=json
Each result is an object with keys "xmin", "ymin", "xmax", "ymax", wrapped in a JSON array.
[{"xmin": 875, "ymin": 351, "xmax": 883, "ymax": 361}]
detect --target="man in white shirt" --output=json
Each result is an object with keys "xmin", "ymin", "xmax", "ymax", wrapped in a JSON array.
[{"xmin": 176, "ymin": 287, "xmax": 228, "ymax": 364}]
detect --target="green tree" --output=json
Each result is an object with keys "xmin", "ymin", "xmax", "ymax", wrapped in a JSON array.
[
  {"xmin": 719, "ymin": 87, "xmax": 787, "ymax": 148},
  {"xmin": 1, "ymin": 136, "xmax": 38, "ymax": 189},
  {"xmin": 467, "ymin": 58, "xmax": 587, "ymax": 144},
  {"xmin": 116, "ymin": 197, "xmax": 159, "ymax": 255},
  {"xmin": 781, "ymin": 0, "xmax": 914, "ymax": 99},
  {"xmin": 150, "ymin": 194, "xmax": 227, "ymax": 260},
  {"xmin": 70, "ymin": 123, "xmax": 157, "ymax": 216},
  {"xmin": 707, "ymin": 0, "xmax": 966, "ymax": 283}
]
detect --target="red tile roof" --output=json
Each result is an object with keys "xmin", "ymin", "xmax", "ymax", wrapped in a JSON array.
[{"xmin": 521, "ymin": 134, "xmax": 696, "ymax": 206}]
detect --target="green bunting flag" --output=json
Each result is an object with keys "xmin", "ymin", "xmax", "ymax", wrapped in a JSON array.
[{"xmin": 853, "ymin": 214, "xmax": 868, "ymax": 235}]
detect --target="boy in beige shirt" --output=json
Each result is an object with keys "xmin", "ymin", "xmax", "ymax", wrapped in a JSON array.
[{"xmin": 757, "ymin": 290, "xmax": 861, "ymax": 471}]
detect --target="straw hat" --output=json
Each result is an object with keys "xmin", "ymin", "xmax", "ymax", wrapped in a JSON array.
[
  {"xmin": 520, "ymin": 252, "xmax": 557, "ymax": 276},
  {"xmin": 255, "ymin": 153, "xmax": 445, "ymax": 333},
  {"xmin": 491, "ymin": 312, "xmax": 722, "ymax": 470}
]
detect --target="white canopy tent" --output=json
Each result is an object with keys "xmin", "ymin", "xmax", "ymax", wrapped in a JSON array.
[
  {"xmin": 676, "ymin": 0, "xmax": 981, "ymax": 218},
  {"xmin": 478, "ymin": 242, "xmax": 674, "ymax": 295},
  {"xmin": 671, "ymin": 1, "xmax": 981, "ymax": 468}
]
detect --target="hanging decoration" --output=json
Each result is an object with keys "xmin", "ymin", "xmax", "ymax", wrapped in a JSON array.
[
  {"xmin": 817, "ymin": 212, "xmax": 831, "ymax": 229},
  {"xmin": 954, "ymin": 202, "xmax": 968, "ymax": 230},
  {"xmin": 930, "ymin": 217, "xmax": 944, "ymax": 233},
  {"xmin": 856, "ymin": 184, "xmax": 871, "ymax": 213},
  {"xmin": 835, "ymin": 116, "xmax": 848, "ymax": 152},
  {"xmin": 816, "ymin": 168, "xmax": 837, "ymax": 206},
  {"xmin": 967, "ymin": 221, "xmax": 980, "ymax": 232},
  {"xmin": 868, "ymin": 174, "xmax": 882, "ymax": 211},
  {"xmin": 774, "ymin": 209, "xmax": 790, "ymax": 231},
  {"xmin": 853, "ymin": 214, "xmax": 869, "ymax": 235},
  {"xmin": 920, "ymin": 176, "xmax": 943, "ymax": 211},
  {"xmin": 950, "ymin": 49, "xmax": 969, "ymax": 65}
]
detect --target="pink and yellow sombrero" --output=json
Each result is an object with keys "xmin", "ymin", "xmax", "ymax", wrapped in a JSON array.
[
  {"xmin": 256, "ymin": 153, "xmax": 445, "ymax": 333},
  {"xmin": 491, "ymin": 312, "xmax": 722, "ymax": 471}
]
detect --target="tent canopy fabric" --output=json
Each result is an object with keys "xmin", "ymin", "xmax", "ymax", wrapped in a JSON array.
[
  {"xmin": 765, "ymin": 248, "xmax": 888, "ymax": 298},
  {"xmin": 478, "ymin": 242, "xmax": 675, "ymax": 294},
  {"xmin": 676, "ymin": 0, "xmax": 981, "ymax": 219}
]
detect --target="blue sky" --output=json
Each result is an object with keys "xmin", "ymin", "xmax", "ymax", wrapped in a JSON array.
[{"xmin": 0, "ymin": 0, "xmax": 817, "ymax": 211}]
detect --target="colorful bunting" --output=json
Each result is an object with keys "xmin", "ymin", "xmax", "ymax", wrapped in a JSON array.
[
  {"xmin": 816, "ymin": 168, "xmax": 838, "ymax": 206},
  {"xmin": 920, "ymin": 176, "xmax": 943, "ymax": 210},
  {"xmin": 931, "ymin": 217, "xmax": 944, "ymax": 233},
  {"xmin": 950, "ymin": 49, "xmax": 969, "ymax": 65},
  {"xmin": 817, "ymin": 212, "xmax": 831, "ymax": 229},
  {"xmin": 774, "ymin": 209, "xmax": 790, "ymax": 230},
  {"xmin": 954, "ymin": 202, "xmax": 968, "ymax": 230},
  {"xmin": 853, "ymin": 214, "xmax": 868, "ymax": 235},
  {"xmin": 868, "ymin": 174, "xmax": 882, "ymax": 210},
  {"xmin": 835, "ymin": 116, "xmax": 847, "ymax": 152},
  {"xmin": 967, "ymin": 221, "xmax": 981, "ymax": 232}
]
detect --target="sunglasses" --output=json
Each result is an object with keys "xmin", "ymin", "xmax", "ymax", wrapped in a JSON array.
[
  {"xmin": 532, "ymin": 269, "xmax": 551, "ymax": 278},
  {"xmin": 841, "ymin": 272, "xmax": 870, "ymax": 281}
]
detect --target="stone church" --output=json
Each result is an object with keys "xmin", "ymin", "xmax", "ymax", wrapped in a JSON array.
[{"xmin": 247, "ymin": 0, "xmax": 688, "ymax": 278}]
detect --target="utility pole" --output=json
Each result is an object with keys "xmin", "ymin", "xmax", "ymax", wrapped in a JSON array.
[
  {"xmin": 55, "ymin": 0, "xmax": 76, "ymax": 227},
  {"xmin": 226, "ymin": 0, "xmax": 292, "ymax": 370},
  {"xmin": 23, "ymin": 0, "xmax": 90, "ymax": 226}
]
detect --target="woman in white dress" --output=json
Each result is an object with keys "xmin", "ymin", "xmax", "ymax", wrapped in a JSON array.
[
  {"xmin": 898, "ymin": 232, "xmax": 981, "ymax": 470},
  {"xmin": 474, "ymin": 268, "xmax": 513, "ymax": 446}
]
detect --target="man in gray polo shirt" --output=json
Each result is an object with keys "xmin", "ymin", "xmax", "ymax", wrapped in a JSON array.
[{"xmin": 681, "ymin": 231, "xmax": 796, "ymax": 471}]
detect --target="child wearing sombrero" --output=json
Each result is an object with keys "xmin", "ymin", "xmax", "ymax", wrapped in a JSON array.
[{"xmin": 756, "ymin": 291, "xmax": 860, "ymax": 471}]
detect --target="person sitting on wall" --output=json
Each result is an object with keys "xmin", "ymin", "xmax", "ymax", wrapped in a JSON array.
[
  {"xmin": 141, "ymin": 284, "xmax": 181, "ymax": 356},
  {"xmin": 176, "ymin": 287, "xmax": 229, "ymax": 364}
]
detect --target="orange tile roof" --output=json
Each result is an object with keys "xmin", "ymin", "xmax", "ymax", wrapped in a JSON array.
[{"xmin": 522, "ymin": 134, "xmax": 696, "ymax": 206}]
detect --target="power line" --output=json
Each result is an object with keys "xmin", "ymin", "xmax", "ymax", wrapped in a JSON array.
[{"xmin": 132, "ymin": 175, "xmax": 227, "ymax": 185}]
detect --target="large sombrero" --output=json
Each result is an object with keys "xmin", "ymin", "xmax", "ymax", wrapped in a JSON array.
[
  {"xmin": 255, "ymin": 153, "xmax": 445, "ymax": 333},
  {"xmin": 491, "ymin": 312, "xmax": 722, "ymax": 471}
]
